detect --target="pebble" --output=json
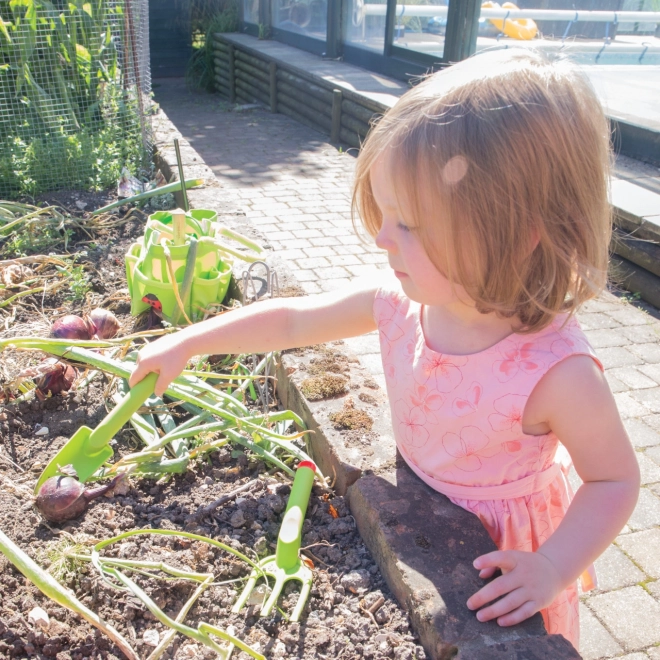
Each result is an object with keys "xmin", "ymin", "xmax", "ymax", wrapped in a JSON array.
[
  {"xmin": 142, "ymin": 629, "xmax": 159, "ymax": 647},
  {"xmin": 340, "ymin": 569, "xmax": 371, "ymax": 594},
  {"xmin": 229, "ymin": 509, "xmax": 246, "ymax": 528},
  {"xmin": 27, "ymin": 607, "xmax": 49, "ymax": 631},
  {"xmin": 34, "ymin": 427, "xmax": 49, "ymax": 436}
]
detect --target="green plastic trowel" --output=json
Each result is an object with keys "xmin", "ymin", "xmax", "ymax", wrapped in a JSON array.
[{"xmin": 34, "ymin": 372, "xmax": 158, "ymax": 493}]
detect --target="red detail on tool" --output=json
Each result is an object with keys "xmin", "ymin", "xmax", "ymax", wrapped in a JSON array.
[{"xmin": 298, "ymin": 460, "xmax": 317, "ymax": 472}]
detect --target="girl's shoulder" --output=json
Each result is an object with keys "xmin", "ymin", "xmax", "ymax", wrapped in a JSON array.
[{"xmin": 373, "ymin": 275, "xmax": 415, "ymax": 322}]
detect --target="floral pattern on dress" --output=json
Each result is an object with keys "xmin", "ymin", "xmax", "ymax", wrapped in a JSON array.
[
  {"xmin": 493, "ymin": 342, "xmax": 543, "ymax": 383},
  {"xmin": 373, "ymin": 285, "xmax": 600, "ymax": 649}
]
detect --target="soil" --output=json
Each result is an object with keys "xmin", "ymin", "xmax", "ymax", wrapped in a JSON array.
[{"xmin": 0, "ymin": 192, "xmax": 425, "ymax": 660}]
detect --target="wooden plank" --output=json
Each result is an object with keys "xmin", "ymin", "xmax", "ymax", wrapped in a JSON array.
[
  {"xmin": 331, "ymin": 89, "xmax": 342, "ymax": 144},
  {"xmin": 612, "ymin": 229, "xmax": 660, "ymax": 279},
  {"xmin": 341, "ymin": 112, "xmax": 370, "ymax": 138},
  {"xmin": 228, "ymin": 44, "xmax": 236, "ymax": 104},
  {"xmin": 235, "ymin": 58, "xmax": 270, "ymax": 84},
  {"xmin": 235, "ymin": 78, "xmax": 269, "ymax": 105},
  {"xmin": 278, "ymin": 102, "xmax": 327, "ymax": 137},
  {"xmin": 610, "ymin": 255, "xmax": 660, "ymax": 310},
  {"xmin": 235, "ymin": 49, "xmax": 269, "ymax": 73},
  {"xmin": 339, "ymin": 127, "xmax": 362, "ymax": 149},
  {"xmin": 277, "ymin": 94, "xmax": 332, "ymax": 132},
  {"xmin": 341, "ymin": 99, "xmax": 378, "ymax": 127},
  {"xmin": 276, "ymin": 69, "xmax": 333, "ymax": 104},
  {"xmin": 270, "ymin": 62, "xmax": 277, "ymax": 114},
  {"xmin": 276, "ymin": 82, "xmax": 331, "ymax": 118},
  {"xmin": 236, "ymin": 69, "xmax": 270, "ymax": 96}
]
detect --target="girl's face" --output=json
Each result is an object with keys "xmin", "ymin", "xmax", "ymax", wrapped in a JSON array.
[{"xmin": 370, "ymin": 156, "xmax": 470, "ymax": 309}]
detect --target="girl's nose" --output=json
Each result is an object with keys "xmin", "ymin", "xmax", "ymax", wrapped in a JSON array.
[{"xmin": 375, "ymin": 225, "xmax": 396, "ymax": 253}]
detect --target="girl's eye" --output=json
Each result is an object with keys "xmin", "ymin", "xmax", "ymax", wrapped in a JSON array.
[{"xmin": 397, "ymin": 222, "xmax": 412, "ymax": 233}]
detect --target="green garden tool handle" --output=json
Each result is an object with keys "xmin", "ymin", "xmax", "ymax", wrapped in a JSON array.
[
  {"xmin": 86, "ymin": 372, "xmax": 158, "ymax": 453},
  {"xmin": 275, "ymin": 460, "xmax": 316, "ymax": 571}
]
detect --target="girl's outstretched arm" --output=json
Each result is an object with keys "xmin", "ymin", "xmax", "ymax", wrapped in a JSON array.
[
  {"xmin": 467, "ymin": 355, "xmax": 640, "ymax": 626},
  {"xmin": 129, "ymin": 277, "xmax": 379, "ymax": 396}
]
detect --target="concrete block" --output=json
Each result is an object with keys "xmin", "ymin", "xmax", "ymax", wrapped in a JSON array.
[
  {"xmin": 346, "ymin": 466, "xmax": 551, "ymax": 660},
  {"xmin": 617, "ymin": 528, "xmax": 660, "ymax": 579},
  {"xmin": 587, "ymin": 586, "xmax": 660, "ymax": 650},
  {"xmin": 637, "ymin": 451, "xmax": 660, "ymax": 485},
  {"xmin": 583, "ymin": 328, "xmax": 628, "ymax": 349},
  {"xmin": 626, "ymin": 487, "xmax": 660, "ymax": 531},
  {"xmin": 592, "ymin": 545, "xmax": 644, "ymax": 592},
  {"xmin": 631, "ymin": 387, "xmax": 660, "ymax": 414},
  {"xmin": 627, "ymin": 417, "xmax": 660, "ymax": 446},
  {"xmin": 633, "ymin": 342, "xmax": 660, "ymax": 364},
  {"xmin": 578, "ymin": 603, "xmax": 623, "ymax": 660},
  {"xmin": 615, "ymin": 392, "xmax": 654, "ymax": 419},
  {"xmin": 599, "ymin": 347, "xmax": 644, "ymax": 369},
  {"xmin": 608, "ymin": 366, "xmax": 658, "ymax": 390},
  {"xmin": 578, "ymin": 312, "xmax": 622, "ymax": 330}
]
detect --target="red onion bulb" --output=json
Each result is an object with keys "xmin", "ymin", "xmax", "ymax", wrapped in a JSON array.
[
  {"xmin": 36, "ymin": 360, "xmax": 76, "ymax": 396},
  {"xmin": 88, "ymin": 308, "xmax": 120, "ymax": 340},
  {"xmin": 35, "ymin": 475, "xmax": 120, "ymax": 523},
  {"xmin": 51, "ymin": 315, "xmax": 93, "ymax": 341}
]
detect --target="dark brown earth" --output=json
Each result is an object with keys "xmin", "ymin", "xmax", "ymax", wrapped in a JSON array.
[{"xmin": 0, "ymin": 193, "xmax": 425, "ymax": 660}]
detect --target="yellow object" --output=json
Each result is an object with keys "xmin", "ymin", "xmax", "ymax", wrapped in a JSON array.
[{"xmin": 482, "ymin": 1, "xmax": 538, "ymax": 40}]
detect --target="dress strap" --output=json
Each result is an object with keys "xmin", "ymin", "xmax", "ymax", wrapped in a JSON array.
[{"xmin": 406, "ymin": 460, "xmax": 562, "ymax": 501}]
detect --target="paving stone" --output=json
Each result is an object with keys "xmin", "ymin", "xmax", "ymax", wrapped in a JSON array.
[
  {"xmin": 626, "ymin": 343, "xmax": 660, "ymax": 365},
  {"xmin": 587, "ymin": 586, "xmax": 660, "ymax": 650},
  {"xmin": 308, "ymin": 265, "xmax": 351, "ymax": 280},
  {"xmin": 580, "ymin": 313, "xmax": 623, "ymax": 330},
  {"xmin": 646, "ymin": 445, "xmax": 660, "ymax": 467},
  {"xmin": 300, "ymin": 280, "xmax": 322, "ymax": 294},
  {"xmin": 622, "ymin": 324, "xmax": 660, "ymax": 345},
  {"xmin": 647, "ymin": 580, "xmax": 660, "ymax": 599},
  {"xmin": 606, "ymin": 306, "xmax": 654, "ymax": 326},
  {"xmin": 637, "ymin": 451, "xmax": 660, "ymax": 485},
  {"xmin": 295, "ymin": 256, "xmax": 332, "ymax": 269},
  {"xmin": 592, "ymin": 545, "xmax": 645, "ymax": 591},
  {"xmin": 647, "ymin": 648, "xmax": 660, "ymax": 660},
  {"xmin": 608, "ymin": 367, "xmax": 658, "ymax": 390},
  {"xmin": 632, "ymin": 388, "xmax": 660, "ymax": 414},
  {"xmin": 617, "ymin": 529, "xmax": 660, "ymax": 578},
  {"xmin": 627, "ymin": 488, "xmax": 660, "ymax": 531},
  {"xmin": 319, "ymin": 278, "xmax": 352, "ymax": 292},
  {"xmin": 638, "ymin": 415, "xmax": 660, "ymax": 440},
  {"xmin": 638, "ymin": 364, "xmax": 660, "ymax": 386},
  {"xmin": 606, "ymin": 372, "xmax": 630, "ymax": 393},
  {"xmin": 579, "ymin": 604, "xmax": 623, "ymax": 660},
  {"xmin": 599, "ymin": 346, "xmax": 645, "ymax": 368},
  {"xmin": 616, "ymin": 393, "xmax": 655, "ymax": 419},
  {"xmin": 618, "ymin": 654, "xmax": 652, "ymax": 660},
  {"xmin": 582, "ymin": 298, "xmax": 625, "ymax": 314},
  {"xmin": 303, "ymin": 246, "xmax": 338, "ymax": 258}
]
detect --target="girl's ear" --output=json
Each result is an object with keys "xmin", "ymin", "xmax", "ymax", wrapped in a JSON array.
[{"xmin": 529, "ymin": 227, "xmax": 541, "ymax": 254}]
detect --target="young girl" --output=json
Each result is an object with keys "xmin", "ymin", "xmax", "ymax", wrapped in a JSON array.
[{"xmin": 130, "ymin": 49, "xmax": 640, "ymax": 648}]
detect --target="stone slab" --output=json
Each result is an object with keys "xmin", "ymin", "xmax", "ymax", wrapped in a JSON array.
[
  {"xmin": 345, "ymin": 465, "xmax": 552, "ymax": 660},
  {"xmin": 578, "ymin": 603, "xmax": 623, "ymax": 660},
  {"xmin": 617, "ymin": 528, "xmax": 660, "ymax": 579}
]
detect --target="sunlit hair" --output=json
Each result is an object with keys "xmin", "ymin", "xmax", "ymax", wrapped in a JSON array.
[{"xmin": 352, "ymin": 48, "xmax": 612, "ymax": 333}]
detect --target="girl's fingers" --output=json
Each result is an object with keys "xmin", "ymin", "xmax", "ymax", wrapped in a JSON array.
[
  {"xmin": 478, "ymin": 567, "xmax": 498, "ymax": 579},
  {"xmin": 473, "ymin": 551, "xmax": 517, "ymax": 573},
  {"xmin": 496, "ymin": 600, "xmax": 539, "ymax": 627},
  {"xmin": 467, "ymin": 573, "xmax": 518, "ymax": 611},
  {"xmin": 473, "ymin": 588, "xmax": 527, "ymax": 623}
]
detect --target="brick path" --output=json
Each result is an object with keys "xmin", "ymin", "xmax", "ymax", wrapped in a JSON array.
[{"xmin": 154, "ymin": 79, "xmax": 660, "ymax": 659}]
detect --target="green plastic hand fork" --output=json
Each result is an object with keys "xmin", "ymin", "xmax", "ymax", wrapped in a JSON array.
[
  {"xmin": 34, "ymin": 372, "xmax": 158, "ymax": 493},
  {"xmin": 232, "ymin": 460, "xmax": 316, "ymax": 622}
]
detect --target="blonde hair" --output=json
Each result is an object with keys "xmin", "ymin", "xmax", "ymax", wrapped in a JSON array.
[{"xmin": 352, "ymin": 48, "xmax": 612, "ymax": 333}]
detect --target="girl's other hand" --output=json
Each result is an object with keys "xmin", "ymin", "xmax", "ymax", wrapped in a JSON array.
[
  {"xmin": 466, "ymin": 550, "xmax": 564, "ymax": 626},
  {"xmin": 129, "ymin": 333, "xmax": 190, "ymax": 396}
]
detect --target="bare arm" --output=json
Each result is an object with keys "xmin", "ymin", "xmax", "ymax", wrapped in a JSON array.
[
  {"xmin": 468, "ymin": 355, "xmax": 640, "ymax": 625},
  {"xmin": 130, "ymin": 277, "xmax": 379, "ymax": 395}
]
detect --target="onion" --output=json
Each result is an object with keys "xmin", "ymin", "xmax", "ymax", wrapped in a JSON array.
[
  {"xmin": 87, "ymin": 308, "xmax": 120, "ymax": 340},
  {"xmin": 35, "ymin": 475, "xmax": 121, "ymax": 523},
  {"xmin": 51, "ymin": 315, "xmax": 93, "ymax": 341},
  {"xmin": 35, "ymin": 360, "xmax": 77, "ymax": 396}
]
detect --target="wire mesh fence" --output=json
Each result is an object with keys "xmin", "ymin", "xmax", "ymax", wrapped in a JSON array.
[{"xmin": 0, "ymin": 0, "xmax": 152, "ymax": 199}]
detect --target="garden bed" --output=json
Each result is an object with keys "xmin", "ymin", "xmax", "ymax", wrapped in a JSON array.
[{"xmin": 0, "ymin": 193, "xmax": 425, "ymax": 660}]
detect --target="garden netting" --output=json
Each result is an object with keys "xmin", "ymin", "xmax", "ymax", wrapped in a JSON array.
[{"xmin": 0, "ymin": 0, "xmax": 152, "ymax": 198}]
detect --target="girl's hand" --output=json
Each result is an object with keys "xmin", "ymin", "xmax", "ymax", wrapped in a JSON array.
[
  {"xmin": 129, "ymin": 333, "xmax": 191, "ymax": 396},
  {"xmin": 466, "ymin": 550, "xmax": 564, "ymax": 626}
]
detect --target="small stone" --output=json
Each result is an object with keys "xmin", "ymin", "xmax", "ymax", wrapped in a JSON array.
[
  {"xmin": 254, "ymin": 537, "xmax": 268, "ymax": 554},
  {"xmin": 272, "ymin": 640, "xmax": 287, "ymax": 657},
  {"xmin": 230, "ymin": 509, "xmax": 246, "ymax": 528},
  {"xmin": 27, "ymin": 606, "xmax": 49, "ymax": 631},
  {"xmin": 142, "ymin": 629, "xmax": 160, "ymax": 647},
  {"xmin": 340, "ymin": 569, "xmax": 371, "ymax": 594},
  {"xmin": 375, "ymin": 606, "xmax": 390, "ymax": 624},
  {"xmin": 35, "ymin": 427, "xmax": 49, "ymax": 436}
]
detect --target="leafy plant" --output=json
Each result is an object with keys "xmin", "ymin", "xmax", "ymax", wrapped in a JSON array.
[
  {"xmin": 66, "ymin": 264, "xmax": 90, "ymax": 301},
  {"xmin": 0, "ymin": 0, "xmax": 150, "ymax": 198}
]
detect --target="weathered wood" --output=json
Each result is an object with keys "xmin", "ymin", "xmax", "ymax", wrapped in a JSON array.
[
  {"xmin": 276, "ymin": 69, "xmax": 333, "ymax": 104},
  {"xmin": 341, "ymin": 112, "xmax": 370, "ymax": 138},
  {"xmin": 610, "ymin": 255, "xmax": 660, "ymax": 310},
  {"xmin": 277, "ymin": 93, "xmax": 332, "ymax": 132},
  {"xmin": 235, "ymin": 89, "xmax": 258, "ymax": 105},
  {"xmin": 212, "ymin": 58, "xmax": 230, "ymax": 77},
  {"xmin": 212, "ymin": 39, "xmax": 229, "ymax": 53},
  {"xmin": 212, "ymin": 34, "xmax": 230, "ymax": 47},
  {"xmin": 278, "ymin": 102, "xmax": 327, "ymax": 137},
  {"xmin": 235, "ymin": 49, "xmax": 269, "ymax": 73},
  {"xmin": 214, "ymin": 72, "xmax": 230, "ymax": 87},
  {"xmin": 612, "ymin": 229, "xmax": 660, "ymax": 279},
  {"xmin": 235, "ymin": 78, "xmax": 269, "ymax": 105},
  {"xmin": 234, "ymin": 58, "xmax": 269, "ymax": 84},
  {"xmin": 341, "ymin": 98, "xmax": 378, "ymax": 127},
  {"xmin": 269, "ymin": 62, "xmax": 277, "ymax": 113},
  {"xmin": 339, "ymin": 127, "xmax": 362, "ymax": 149},
  {"xmin": 227, "ymin": 44, "xmax": 236, "ymax": 104},
  {"xmin": 277, "ymin": 82, "xmax": 331, "ymax": 118},
  {"xmin": 331, "ymin": 89, "xmax": 342, "ymax": 144},
  {"xmin": 236, "ymin": 70, "xmax": 270, "ymax": 96}
]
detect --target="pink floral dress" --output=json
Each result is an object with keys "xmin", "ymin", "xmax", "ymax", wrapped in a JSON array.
[{"xmin": 374, "ymin": 283, "xmax": 601, "ymax": 648}]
